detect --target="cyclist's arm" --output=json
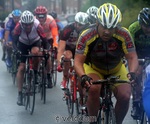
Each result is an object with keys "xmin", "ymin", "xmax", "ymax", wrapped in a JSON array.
[
  {"xmin": 4, "ymin": 19, "xmax": 11, "ymax": 43},
  {"xmin": 49, "ymin": 20, "xmax": 58, "ymax": 48},
  {"xmin": 125, "ymin": 51, "xmax": 139, "ymax": 73},
  {"xmin": 57, "ymin": 40, "xmax": 66, "ymax": 65},
  {"xmin": 4, "ymin": 30, "xmax": 10, "ymax": 43},
  {"xmin": 37, "ymin": 25, "xmax": 50, "ymax": 50},
  {"xmin": 74, "ymin": 53, "xmax": 86, "ymax": 77},
  {"xmin": 12, "ymin": 23, "xmax": 20, "ymax": 50}
]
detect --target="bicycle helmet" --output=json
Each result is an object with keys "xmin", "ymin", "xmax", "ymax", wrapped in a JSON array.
[
  {"xmin": 97, "ymin": 3, "xmax": 122, "ymax": 29},
  {"xmin": 50, "ymin": 11, "xmax": 57, "ymax": 19},
  {"xmin": 138, "ymin": 8, "xmax": 150, "ymax": 26},
  {"xmin": 75, "ymin": 12, "xmax": 89, "ymax": 25},
  {"xmin": 34, "ymin": 6, "xmax": 48, "ymax": 15},
  {"xmin": 12, "ymin": 9, "xmax": 22, "ymax": 17},
  {"xmin": 21, "ymin": 10, "xmax": 34, "ymax": 24},
  {"xmin": 86, "ymin": 6, "xmax": 98, "ymax": 19}
]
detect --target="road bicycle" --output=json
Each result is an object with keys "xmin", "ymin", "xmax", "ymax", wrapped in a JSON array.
[
  {"xmin": 60, "ymin": 58, "xmax": 80, "ymax": 117},
  {"xmin": 91, "ymin": 76, "xmax": 130, "ymax": 124},
  {"xmin": 131, "ymin": 58, "xmax": 150, "ymax": 124},
  {"xmin": 21, "ymin": 50, "xmax": 49, "ymax": 114}
]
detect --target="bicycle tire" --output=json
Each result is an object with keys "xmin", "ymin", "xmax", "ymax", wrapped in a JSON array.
[
  {"xmin": 65, "ymin": 80, "xmax": 74, "ymax": 116},
  {"xmin": 27, "ymin": 69, "xmax": 36, "ymax": 115},
  {"xmin": 40, "ymin": 61, "xmax": 47, "ymax": 104},
  {"xmin": 11, "ymin": 54, "xmax": 17, "ymax": 85},
  {"xmin": 97, "ymin": 105, "xmax": 116, "ymax": 124},
  {"xmin": 22, "ymin": 79, "xmax": 28, "ymax": 110},
  {"xmin": 51, "ymin": 56, "xmax": 57, "ymax": 86},
  {"xmin": 136, "ymin": 111, "xmax": 149, "ymax": 124}
]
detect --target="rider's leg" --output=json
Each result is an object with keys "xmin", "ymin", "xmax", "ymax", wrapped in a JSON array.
[
  {"xmin": 31, "ymin": 46, "xmax": 40, "ymax": 84},
  {"xmin": 113, "ymin": 64, "xmax": 131, "ymax": 124},
  {"xmin": 16, "ymin": 63, "xmax": 25, "ymax": 105},
  {"xmin": 83, "ymin": 64, "xmax": 102, "ymax": 123},
  {"xmin": 60, "ymin": 50, "xmax": 72, "ymax": 90},
  {"xmin": 114, "ymin": 83, "xmax": 131, "ymax": 124},
  {"xmin": 46, "ymin": 58, "xmax": 53, "ymax": 88}
]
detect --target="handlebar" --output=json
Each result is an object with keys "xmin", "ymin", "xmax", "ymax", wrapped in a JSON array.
[{"xmin": 92, "ymin": 76, "xmax": 130, "ymax": 85}]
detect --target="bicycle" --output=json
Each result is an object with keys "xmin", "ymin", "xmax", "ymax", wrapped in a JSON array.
[
  {"xmin": 21, "ymin": 50, "xmax": 49, "ymax": 114},
  {"xmin": 131, "ymin": 58, "xmax": 150, "ymax": 124},
  {"xmin": 89, "ymin": 75, "xmax": 130, "ymax": 124},
  {"xmin": 60, "ymin": 57, "xmax": 80, "ymax": 117}
]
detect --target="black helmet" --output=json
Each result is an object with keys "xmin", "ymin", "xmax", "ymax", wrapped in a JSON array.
[
  {"xmin": 138, "ymin": 8, "xmax": 150, "ymax": 26},
  {"xmin": 50, "ymin": 11, "xmax": 57, "ymax": 19}
]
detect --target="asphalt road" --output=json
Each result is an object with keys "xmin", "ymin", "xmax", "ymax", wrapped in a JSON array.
[{"xmin": 0, "ymin": 46, "xmax": 136, "ymax": 124}]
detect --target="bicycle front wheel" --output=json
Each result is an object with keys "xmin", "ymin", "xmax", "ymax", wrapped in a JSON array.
[
  {"xmin": 97, "ymin": 105, "xmax": 116, "ymax": 124},
  {"xmin": 27, "ymin": 69, "xmax": 36, "ymax": 115},
  {"xmin": 40, "ymin": 66, "xmax": 47, "ymax": 104},
  {"xmin": 51, "ymin": 57, "xmax": 57, "ymax": 86},
  {"xmin": 11, "ymin": 54, "xmax": 17, "ymax": 85}
]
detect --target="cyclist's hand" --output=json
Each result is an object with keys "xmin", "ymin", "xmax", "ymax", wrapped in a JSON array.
[
  {"xmin": 81, "ymin": 75, "xmax": 93, "ymax": 89},
  {"xmin": 127, "ymin": 72, "xmax": 136, "ymax": 83},
  {"xmin": 14, "ymin": 50, "xmax": 21, "ymax": 57},
  {"xmin": 57, "ymin": 64, "xmax": 63, "ymax": 72}
]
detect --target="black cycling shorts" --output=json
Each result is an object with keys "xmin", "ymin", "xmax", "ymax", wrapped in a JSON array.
[
  {"xmin": 18, "ymin": 41, "xmax": 41, "ymax": 63},
  {"xmin": 65, "ymin": 45, "xmax": 75, "ymax": 58}
]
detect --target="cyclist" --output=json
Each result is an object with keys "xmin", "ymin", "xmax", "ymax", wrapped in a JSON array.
[
  {"xmin": 74, "ymin": 3, "xmax": 139, "ymax": 124},
  {"xmin": 2, "ymin": 9, "xmax": 21, "ymax": 62},
  {"xmin": 13, "ymin": 10, "xmax": 50, "ymax": 106},
  {"xmin": 86, "ymin": 6, "xmax": 98, "ymax": 24},
  {"xmin": 34, "ymin": 6, "xmax": 59, "ymax": 88},
  {"xmin": 129, "ymin": 7, "xmax": 150, "ymax": 120},
  {"xmin": 50, "ymin": 11, "xmax": 64, "ymax": 33},
  {"xmin": 143, "ymin": 65, "xmax": 150, "ymax": 122},
  {"xmin": 57, "ymin": 12, "xmax": 90, "ymax": 90}
]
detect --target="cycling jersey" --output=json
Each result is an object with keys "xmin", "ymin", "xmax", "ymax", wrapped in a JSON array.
[
  {"xmin": 5, "ymin": 17, "xmax": 16, "ymax": 42},
  {"xmin": 40, "ymin": 15, "xmax": 58, "ymax": 47},
  {"xmin": 59, "ymin": 22, "xmax": 79, "ymax": 56},
  {"xmin": 129, "ymin": 21, "xmax": 150, "ymax": 58},
  {"xmin": 55, "ymin": 18, "xmax": 64, "ymax": 31},
  {"xmin": 0, "ymin": 27, "xmax": 4, "ymax": 40},
  {"xmin": 76, "ymin": 24, "xmax": 135, "ymax": 74},
  {"xmin": 13, "ymin": 18, "xmax": 49, "ymax": 50}
]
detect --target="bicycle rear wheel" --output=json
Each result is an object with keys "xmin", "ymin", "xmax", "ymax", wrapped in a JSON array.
[{"xmin": 26, "ymin": 69, "xmax": 36, "ymax": 115}]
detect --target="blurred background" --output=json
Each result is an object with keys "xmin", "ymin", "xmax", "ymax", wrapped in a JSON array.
[{"xmin": 0, "ymin": 0, "xmax": 150, "ymax": 27}]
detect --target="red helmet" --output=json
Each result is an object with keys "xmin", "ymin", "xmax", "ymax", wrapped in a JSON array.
[{"xmin": 34, "ymin": 6, "xmax": 48, "ymax": 15}]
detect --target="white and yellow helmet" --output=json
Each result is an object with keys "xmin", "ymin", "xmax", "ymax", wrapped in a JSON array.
[{"xmin": 97, "ymin": 3, "xmax": 122, "ymax": 28}]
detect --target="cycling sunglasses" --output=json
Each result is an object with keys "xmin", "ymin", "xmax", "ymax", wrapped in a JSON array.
[{"xmin": 37, "ymin": 14, "xmax": 46, "ymax": 18}]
